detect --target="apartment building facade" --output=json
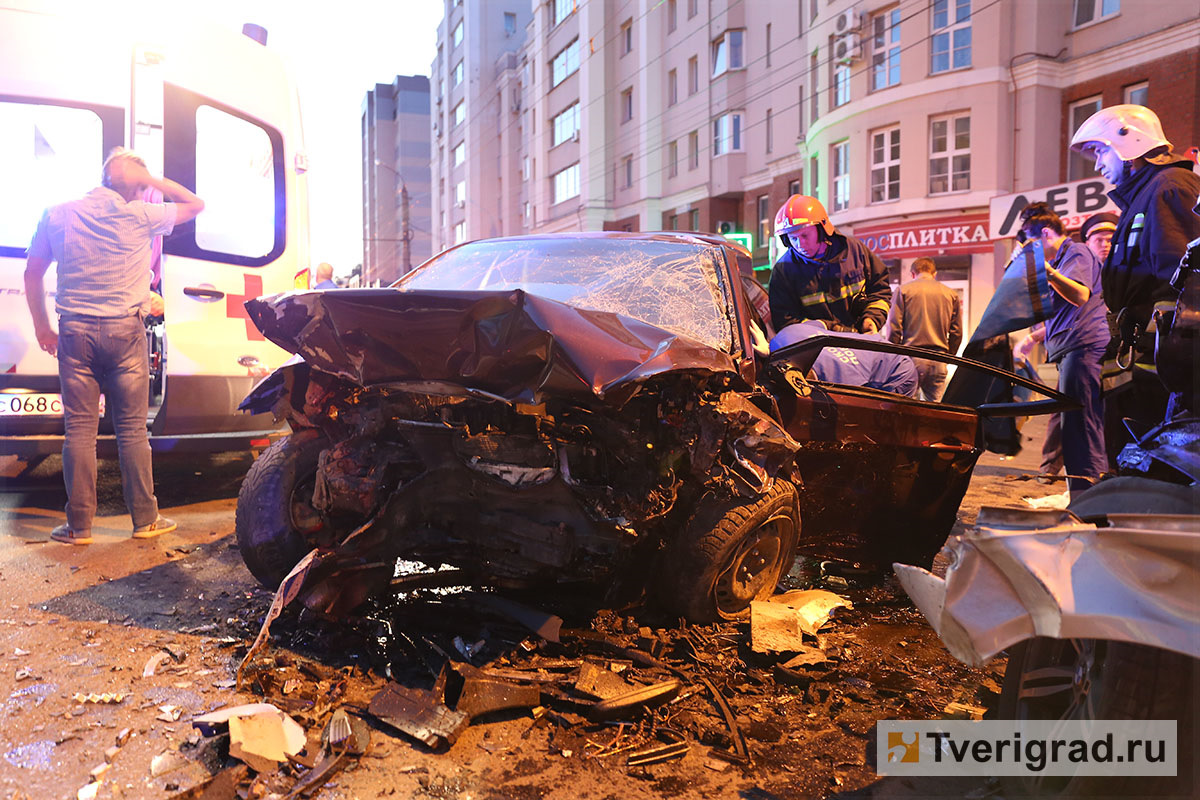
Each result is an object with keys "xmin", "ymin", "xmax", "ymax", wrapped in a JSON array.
[
  {"xmin": 433, "ymin": 0, "xmax": 1198, "ymax": 334},
  {"xmin": 362, "ymin": 74, "xmax": 433, "ymax": 286},
  {"xmin": 430, "ymin": 0, "xmax": 532, "ymax": 252}
]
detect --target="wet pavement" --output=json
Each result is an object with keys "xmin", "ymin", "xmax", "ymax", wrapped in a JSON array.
[{"xmin": 0, "ymin": 418, "xmax": 1065, "ymax": 799}]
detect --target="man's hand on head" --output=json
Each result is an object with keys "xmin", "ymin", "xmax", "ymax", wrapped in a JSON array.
[{"xmin": 859, "ymin": 318, "xmax": 879, "ymax": 335}]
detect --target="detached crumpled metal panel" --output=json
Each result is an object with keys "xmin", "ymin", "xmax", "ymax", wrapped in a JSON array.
[{"xmin": 894, "ymin": 507, "xmax": 1200, "ymax": 667}]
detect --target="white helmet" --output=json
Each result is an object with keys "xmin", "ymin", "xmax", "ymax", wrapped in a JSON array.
[{"xmin": 1070, "ymin": 104, "xmax": 1171, "ymax": 161}]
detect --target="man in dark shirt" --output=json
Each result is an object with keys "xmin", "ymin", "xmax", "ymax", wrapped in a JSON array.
[
  {"xmin": 1018, "ymin": 203, "xmax": 1109, "ymax": 492},
  {"xmin": 768, "ymin": 194, "xmax": 891, "ymax": 335},
  {"xmin": 888, "ymin": 257, "xmax": 962, "ymax": 401}
]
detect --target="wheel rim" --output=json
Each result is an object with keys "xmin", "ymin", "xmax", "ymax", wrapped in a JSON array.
[
  {"xmin": 713, "ymin": 513, "xmax": 789, "ymax": 616},
  {"xmin": 288, "ymin": 473, "xmax": 325, "ymax": 536},
  {"xmin": 1010, "ymin": 638, "xmax": 1106, "ymax": 794}
]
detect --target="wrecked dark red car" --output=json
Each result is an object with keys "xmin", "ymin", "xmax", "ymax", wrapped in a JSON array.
[{"xmin": 235, "ymin": 232, "xmax": 1066, "ymax": 622}]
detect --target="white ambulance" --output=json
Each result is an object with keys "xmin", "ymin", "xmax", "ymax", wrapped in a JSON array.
[{"xmin": 0, "ymin": 2, "xmax": 308, "ymax": 457}]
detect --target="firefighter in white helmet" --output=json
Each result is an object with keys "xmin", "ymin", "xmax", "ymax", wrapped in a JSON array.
[{"xmin": 1069, "ymin": 103, "xmax": 1200, "ymax": 455}]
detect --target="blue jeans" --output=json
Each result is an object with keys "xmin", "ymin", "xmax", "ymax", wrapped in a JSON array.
[
  {"xmin": 58, "ymin": 315, "xmax": 158, "ymax": 532},
  {"xmin": 1056, "ymin": 345, "xmax": 1107, "ymax": 493},
  {"xmin": 912, "ymin": 358, "xmax": 948, "ymax": 402}
]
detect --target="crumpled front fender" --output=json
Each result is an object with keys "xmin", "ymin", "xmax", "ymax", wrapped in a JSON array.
[{"xmin": 894, "ymin": 506, "xmax": 1200, "ymax": 667}]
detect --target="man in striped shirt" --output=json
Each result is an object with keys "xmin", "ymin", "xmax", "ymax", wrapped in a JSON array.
[{"xmin": 25, "ymin": 147, "xmax": 204, "ymax": 545}]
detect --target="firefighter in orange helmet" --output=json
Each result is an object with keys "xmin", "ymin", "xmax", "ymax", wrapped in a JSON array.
[{"xmin": 768, "ymin": 194, "xmax": 891, "ymax": 334}]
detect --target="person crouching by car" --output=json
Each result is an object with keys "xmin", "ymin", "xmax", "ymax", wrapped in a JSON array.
[
  {"xmin": 768, "ymin": 194, "xmax": 891, "ymax": 336},
  {"xmin": 1018, "ymin": 202, "xmax": 1109, "ymax": 494}
]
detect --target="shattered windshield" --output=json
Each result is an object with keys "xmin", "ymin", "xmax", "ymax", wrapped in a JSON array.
[{"xmin": 397, "ymin": 237, "xmax": 736, "ymax": 352}]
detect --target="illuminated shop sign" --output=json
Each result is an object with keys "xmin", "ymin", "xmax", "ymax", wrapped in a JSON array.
[
  {"xmin": 989, "ymin": 178, "xmax": 1118, "ymax": 239},
  {"xmin": 854, "ymin": 213, "xmax": 991, "ymax": 259}
]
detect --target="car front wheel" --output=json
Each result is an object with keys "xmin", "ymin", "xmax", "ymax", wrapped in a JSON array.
[
  {"xmin": 235, "ymin": 431, "xmax": 331, "ymax": 589},
  {"xmin": 660, "ymin": 480, "xmax": 800, "ymax": 622}
]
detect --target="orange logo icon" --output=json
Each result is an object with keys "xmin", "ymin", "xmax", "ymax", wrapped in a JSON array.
[{"xmin": 887, "ymin": 731, "xmax": 919, "ymax": 763}]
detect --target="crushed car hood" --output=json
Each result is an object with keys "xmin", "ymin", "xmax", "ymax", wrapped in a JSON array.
[{"xmin": 245, "ymin": 288, "xmax": 741, "ymax": 404}]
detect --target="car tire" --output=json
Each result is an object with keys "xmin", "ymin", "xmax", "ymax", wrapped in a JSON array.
[
  {"xmin": 235, "ymin": 431, "xmax": 329, "ymax": 589},
  {"xmin": 998, "ymin": 637, "xmax": 1196, "ymax": 798},
  {"xmin": 1068, "ymin": 475, "xmax": 1200, "ymax": 521},
  {"xmin": 660, "ymin": 480, "xmax": 800, "ymax": 622}
]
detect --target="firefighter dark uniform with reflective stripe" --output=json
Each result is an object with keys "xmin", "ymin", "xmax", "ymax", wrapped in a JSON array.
[
  {"xmin": 1069, "ymin": 104, "xmax": 1200, "ymax": 457},
  {"xmin": 768, "ymin": 195, "xmax": 892, "ymax": 334}
]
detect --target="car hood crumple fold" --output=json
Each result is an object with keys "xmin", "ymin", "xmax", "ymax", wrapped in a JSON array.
[{"xmin": 244, "ymin": 288, "xmax": 742, "ymax": 404}]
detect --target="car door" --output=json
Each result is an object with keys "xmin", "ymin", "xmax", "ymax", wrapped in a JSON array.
[{"xmin": 765, "ymin": 335, "xmax": 1074, "ymax": 570}]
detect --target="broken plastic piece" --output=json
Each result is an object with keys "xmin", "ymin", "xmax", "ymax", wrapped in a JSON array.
[
  {"xmin": 72, "ymin": 692, "xmax": 125, "ymax": 704},
  {"xmin": 588, "ymin": 679, "xmax": 681, "ymax": 722},
  {"xmin": 143, "ymin": 651, "xmax": 171, "ymax": 677},
  {"xmin": 367, "ymin": 682, "xmax": 468, "ymax": 748},
  {"xmin": 150, "ymin": 750, "xmax": 190, "ymax": 777},
  {"xmin": 573, "ymin": 662, "xmax": 631, "ymax": 701},
  {"xmin": 228, "ymin": 709, "xmax": 307, "ymax": 773},
  {"xmin": 450, "ymin": 664, "xmax": 542, "ymax": 719}
]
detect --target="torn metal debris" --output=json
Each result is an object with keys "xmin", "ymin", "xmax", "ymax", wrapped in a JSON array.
[{"xmin": 367, "ymin": 682, "xmax": 469, "ymax": 748}]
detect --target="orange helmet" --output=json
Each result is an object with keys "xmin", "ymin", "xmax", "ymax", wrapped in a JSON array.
[{"xmin": 775, "ymin": 194, "xmax": 834, "ymax": 246}]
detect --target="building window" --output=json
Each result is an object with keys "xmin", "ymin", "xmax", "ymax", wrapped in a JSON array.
[
  {"xmin": 931, "ymin": 0, "xmax": 971, "ymax": 74},
  {"xmin": 668, "ymin": 140, "xmax": 679, "ymax": 177},
  {"xmin": 620, "ymin": 19, "xmax": 633, "ymax": 55},
  {"xmin": 757, "ymin": 194, "xmax": 770, "ymax": 249},
  {"xmin": 689, "ymin": 130, "xmax": 699, "ymax": 169},
  {"xmin": 452, "ymin": 60, "xmax": 464, "ymax": 87},
  {"xmin": 810, "ymin": 0, "xmax": 818, "ymax": 23},
  {"xmin": 798, "ymin": 85, "xmax": 805, "ymax": 140},
  {"xmin": 871, "ymin": 8, "xmax": 900, "ymax": 90},
  {"xmin": 668, "ymin": 69, "xmax": 678, "ymax": 106},
  {"xmin": 522, "ymin": 156, "xmax": 529, "ymax": 181},
  {"xmin": 810, "ymin": 155, "xmax": 819, "ymax": 197},
  {"xmin": 929, "ymin": 114, "xmax": 970, "ymax": 193},
  {"xmin": 788, "ymin": 179, "xmax": 801, "ymax": 196},
  {"xmin": 687, "ymin": 0, "xmax": 698, "ymax": 20},
  {"xmin": 1123, "ymin": 81, "xmax": 1148, "ymax": 106},
  {"xmin": 870, "ymin": 126, "xmax": 900, "ymax": 203},
  {"xmin": 668, "ymin": 0, "xmax": 677, "ymax": 33},
  {"xmin": 688, "ymin": 56, "xmax": 699, "ymax": 95},
  {"xmin": 454, "ymin": 180, "xmax": 466, "ymax": 206},
  {"xmin": 668, "ymin": 213, "xmax": 678, "ymax": 230},
  {"xmin": 621, "ymin": 88, "xmax": 633, "ymax": 123},
  {"xmin": 622, "ymin": 155, "xmax": 633, "ymax": 188},
  {"xmin": 454, "ymin": 221, "xmax": 466, "ymax": 243},
  {"xmin": 712, "ymin": 30, "xmax": 745, "ymax": 77},
  {"xmin": 766, "ymin": 23, "xmax": 772, "ymax": 67},
  {"xmin": 1073, "ymin": 0, "xmax": 1119, "ymax": 27},
  {"xmin": 833, "ymin": 63, "xmax": 850, "ymax": 108},
  {"xmin": 552, "ymin": 163, "xmax": 580, "ymax": 204},
  {"xmin": 1067, "ymin": 96, "xmax": 1102, "ymax": 181},
  {"xmin": 452, "ymin": 141, "xmax": 465, "ymax": 167},
  {"xmin": 713, "ymin": 112, "xmax": 743, "ymax": 155},
  {"xmin": 504, "ymin": 12, "xmax": 517, "ymax": 36},
  {"xmin": 551, "ymin": 39, "xmax": 581, "ymax": 87},
  {"xmin": 689, "ymin": 208, "xmax": 699, "ymax": 229},
  {"xmin": 552, "ymin": 0, "xmax": 575, "ymax": 26},
  {"xmin": 452, "ymin": 20, "xmax": 464, "ymax": 48},
  {"xmin": 810, "ymin": 51, "xmax": 820, "ymax": 124},
  {"xmin": 765, "ymin": 108, "xmax": 773, "ymax": 153},
  {"xmin": 832, "ymin": 141, "xmax": 849, "ymax": 212},
  {"xmin": 452, "ymin": 101, "xmax": 465, "ymax": 127},
  {"xmin": 551, "ymin": 102, "xmax": 580, "ymax": 147}
]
